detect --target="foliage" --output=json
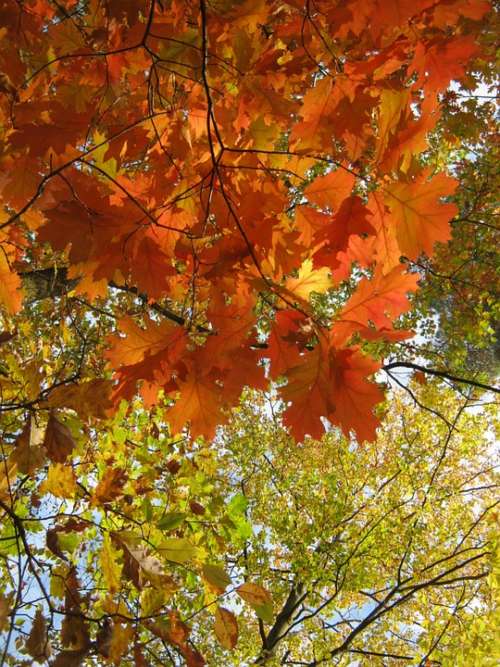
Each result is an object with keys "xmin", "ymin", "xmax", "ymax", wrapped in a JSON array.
[
  {"xmin": 413, "ymin": 93, "xmax": 500, "ymax": 377},
  {"xmin": 0, "ymin": 385, "xmax": 498, "ymax": 665},
  {"xmin": 0, "ymin": 0, "xmax": 495, "ymax": 439},
  {"xmin": 0, "ymin": 0, "xmax": 498, "ymax": 665}
]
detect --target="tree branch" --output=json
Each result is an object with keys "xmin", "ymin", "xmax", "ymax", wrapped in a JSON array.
[{"xmin": 383, "ymin": 362, "xmax": 499, "ymax": 394}]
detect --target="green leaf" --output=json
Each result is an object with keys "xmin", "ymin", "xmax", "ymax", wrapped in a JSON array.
[
  {"xmin": 227, "ymin": 493, "xmax": 248, "ymax": 517},
  {"xmin": 157, "ymin": 512, "xmax": 186, "ymax": 532},
  {"xmin": 158, "ymin": 538, "xmax": 196, "ymax": 563},
  {"xmin": 202, "ymin": 564, "xmax": 231, "ymax": 594}
]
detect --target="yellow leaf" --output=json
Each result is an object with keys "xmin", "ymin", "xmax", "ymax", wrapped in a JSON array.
[
  {"xmin": 284, "ymin": 259, "xmax": 332, "ymax": 302},
  {"xmin": 374, "ymin": 88, "xmax": 410, "ymax": 163},
  {"xmin": 50, "ymin": 565, "xmax": 69, "ymax": 600},
  {"xmin": 140, "ymin": 588, "xmax": 170, "ymax": 616},
  {"xmin": 101, "ymin": 533, "xmax": 122, "ymax": 595},
  {"xmin": 92, "ymin": 131, "xmax": 118, "ymax": 179},
  {"xmin": 108, "ymin": 623, "xmax": 134, "ymax": 665},
  {"xmin": 40, "ymin": 463, "xmax": 76, "ymax": 499}
]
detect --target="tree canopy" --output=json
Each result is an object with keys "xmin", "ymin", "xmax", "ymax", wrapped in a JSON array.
[{"xmin": 0, "ymin": 0, "xmax": 498, "ymax": 665}]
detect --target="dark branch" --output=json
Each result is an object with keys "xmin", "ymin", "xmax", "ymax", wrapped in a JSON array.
[{"xmin": 383, "ymin": 362, "xmax": 499, "ymax": 394}]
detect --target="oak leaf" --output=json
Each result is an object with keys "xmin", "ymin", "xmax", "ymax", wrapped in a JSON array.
[
  {"xmin": 0, "ymin": 247, "xmax": 23, "ymax": 313},
  {"xmin": 333, "ymin": 266, "xmax": 419, "ymax": 346},
  {"xmin": 40, "ymin": 463, "xmax": 77, "ymax": 499},
  {"xmin": 101, "ymin": 533, "xmax": 123, "ymax": 594},
  {"xmin": 281, "ymin": 342, "xmax": 383, "ymax": 443},
  {"xmin": 284, "ymin": 259, "xmax": 332, "ymax": 303},
  {"xmin": 304, "ymin": 168, "xmax": 355, "ymax": 211},
  {"xmin": 384, "ymin": 171, "xmax": 458, "ymax": 260},
  {"xmin": 25, "ymin": 609, "xmax": 51, "ymax": 662},
  {"xmin": 43, "ymin": 413, "xmax": 75, "ymax": 463}
]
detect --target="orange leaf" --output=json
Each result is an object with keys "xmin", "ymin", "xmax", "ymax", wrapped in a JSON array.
[
  {"xmin": 282, "ymin": 341, "xmax": 383, "ymax": 443},
  {"xmin": 106, "ymin": 316, "xmax": 181, "ymax": 368},
  {"xmin": 304, "ymin": 168, "xmax": 355, "ymax": 211},
  {"xmin": 384, "ymin": 171, "xmax": 458, "ymax": 260},
  {"xmin": 0, "ymin": 247, "xmax": 23, "ymax": 313},
  {"xmin": 410, "ymin": 36, "xmax": 480, "ymax": 96},
  {"xmin": 236, "ymin": 583, "xmax": 273, "ymax": 622},
  {"xmin": 332, "ymin": 266, "xmax": 419, "ymax": 346},
  {"xmin": 166, "ymin": 366, "xmax": 226, "ymax": 439}
]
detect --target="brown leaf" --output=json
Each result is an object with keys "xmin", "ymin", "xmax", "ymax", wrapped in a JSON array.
[
  {"xmin": 189, "ymin": 500, "xmax": 206, "ymax": 515},
  {"xmin": 133, "ymin": 644, "xmax": 149, "ymax": 667},
  {"xmin": 60, "ymin": 614, "xmax": 90, "ymax": 651},
  {"xmin": 0, "ymin": 329, "xmax": 15, "ymax": 344},
  {"xmin": 166, "ymin": 459, "xmax": 181, "ymax": 474},
  {"xmin": 52, "ymin": 649, "xmax": 89, "ymax": 667},
  {"xmin": 95, "ymin": 618, "xmax": 113, "ymax": 658},
  {"xmin": 10, "ymin": 417, "xmax": 45, "ymax": 476},
  {"xmin": 44, "ymin": 378, "xmax": 113, "ymax": 419},
  {"xmin": 91, "ymin": 467, "xmax": 127, "ymax": 505},
  {"xmin": 25, "ymin": 608, "xmax": 51, "ymax": 662},
  {"xmin": 0, "ymin": 593, "xmax": 13, "ymax": 632},
  {"xmin": 43, "ymin": 413, "xmax": 75, "ymax": 463},
  {"xmin": 46, "ymin": 527, "xmax": 68, "ymax": 561}
]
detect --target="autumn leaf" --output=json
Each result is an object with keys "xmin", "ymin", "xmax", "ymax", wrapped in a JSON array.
[
  {"xmin": 52, "ymin": 649, "xmax": 89, "ymax": 667},
  {"xmin": 202, "ymin": 564, "xmax": 232, "ymax": 594},
  {"xmin": 105, "ymin": 316, "xmax": 184, "ymax": 368},
  {"xmin": 40, "ymin": 463, "xmax": 77, "ymax": 499},
  {"xmin": 166, "ymin": 372, "xmax": 223, "ymax": 439},
  {"xmin": 158, "ymin": 538, "xmax": 197, "ymax": 564},
  {"xmin": 0, "ymin": 593, "xmax": 13, "ymax": 632},
  {"xmin": 214, "ymin": 607, "xmax": 238, "ymax": 650},
  {"xmin": 374, "ymin": 88, "xmax": 410, "ymax": 164},
  {"xmin": 265, "ymin": 309, "xmax": 306, "ymax": 378},
  {"xmin": 43, "ymin": 413, "xmax": 75, "ymax": 463},
  {"xmin": 384, "ymin": 171, "xmax": 458, "ymax": 259},
  {"xmin": 10, "ymin": 416, "xmax": 45, "ymax": 475},
  {"xmin": 284, "ymin": 259, "xmax": 332, "ymax": 303},
  {"xmin": 282, "ymin": 341, "xmax": 383, "ymax": 443},
  {"xmin": 101, "ymin": 533, "xmax": 123, "ymax": 594},
  {"xmin": 0, "ymin": 248, "xmax": 23, "ymax": 314},
  {"xmin": 332, "ymin": 266, "xmax": 419, "ymax": 346},
  {"xmin": 25, "ymin": 608, "xmax": 51, "ymax": 662},
  {"xmin": 236, "ymin": 583, "xmax": 274, "ymax": 623},
  {"xmin": 108, "ymin": 623, "xmax": 134, "ymax": 665},
  {"xmin": 44, "ymin": 379, "xmax": 113, "ymax": 419},
  {"xmin": 304, "ymin": 168, "xmax": 355, "ymax": 211},
  {"xmin": 410, "ymin": 36, "xmax": 480, "ymax": 97}
]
